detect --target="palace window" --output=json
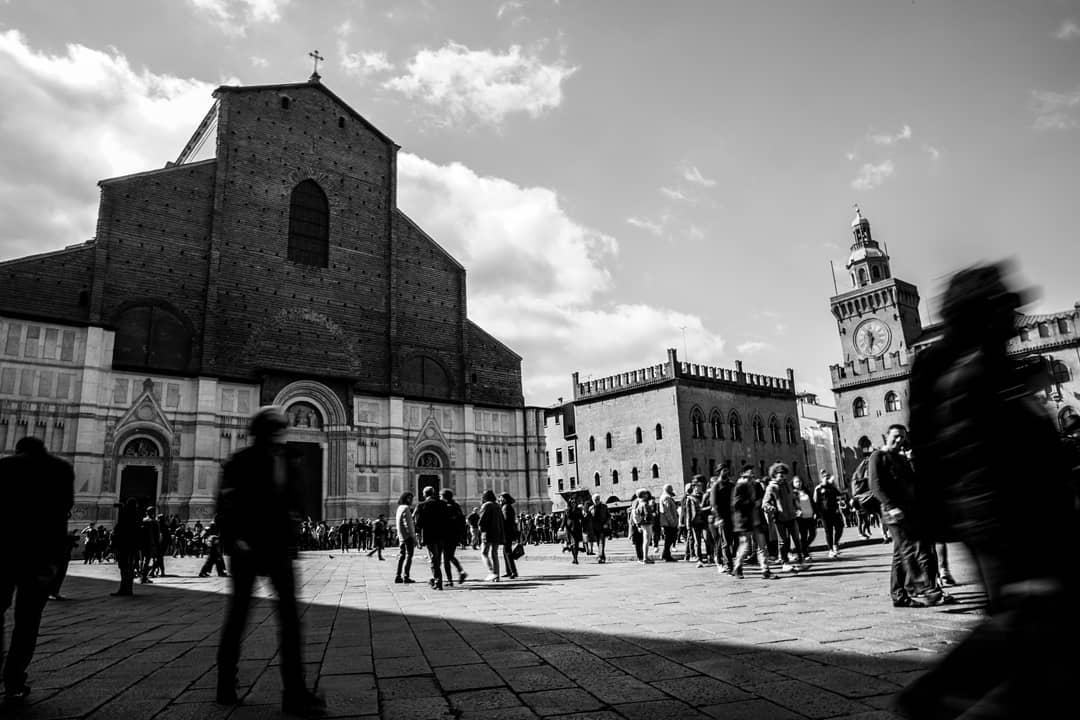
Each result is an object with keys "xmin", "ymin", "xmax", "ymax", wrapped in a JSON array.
[
  {"xmin": 785, "ymin": 418, "xmax": 798, "ymax": 444},
  {"xmin": 691, "ymin": 457, "xmax": 699, "ymax": 474},
  {"xmin": 287, "ymin": 179, "xmax": 329, "ymax": 267},
  {"xmin": 631, "ymin": 467, "xmax": 639, "ymax": 482},
  {"xmin": 1020, "ymin": 328, "xmax": 1031, "ymax": 342},
  {"xmin": 558, "ymin": 479, "xmax": 564, "ymax": 491},
  {"xmin": 885, "ymin": 392, "xmax": 901, "ymax": 412},
  {"xmin": 769, "ymin": 416, "xmax": 781, "ymax": 444},
  {"xmin": 655, "ymin": 423, "xmax": 663, "ymax": 440},
  {"xmin": 711, "ymin": 412, "xmax": 723, "ymax": 439},
  {"xmin": 594, "ymin": 472, "xmax": 601, "ymax": 487},
  {"xmin": 1059, "ymin": 319, "xmax": 1072, "ymax": 335},
  {"xmin": 1039, "ymin": 323, "xmax": 1050, "ymax": 338},
  {"xmin": 1052, "ymin": 360, "xmax": 1071, "ymax": 385},
  {"xmin": 651, "ymin": 463, "xmax": 660, "ymax": 479},
  {"xmin": 853, "ymin": 397, "xmax": 867, "ymax": 418},
  {"xmin": 728, "ymin": 412, "xmax": 742, "ymax": 441},
  {"xmin": 605, "ymin": 432, "xmax": 613, "ymax": 449},
  {"xmin": 555, "ymin": 449, "xmax": 563, "ymax": 465},
  {"xmin": 589, "ymin": 436, "xmax": 596, "ymax": 452},
  {"xmin": 567, "ymin": 446, "xmax": 575, "ymax": 463},
  {"xmin": 635, "ymin": 426, "xmax": 643, "ymax": 444},
  {"xmin": 752, "ymin": 416, "xmax": 765, "ymax": 443},
  {"xmin": 691, "ymin": 408, "xmax": 705, "ymax": 439},
  {"xmin": 612, "ymin": 469, "xmax": 619, "ymax": 484}
]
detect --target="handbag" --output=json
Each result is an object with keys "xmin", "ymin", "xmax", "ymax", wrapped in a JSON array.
[{"xmin": 511, "ymin": 542, "xmax": 525, "ymax": 560}]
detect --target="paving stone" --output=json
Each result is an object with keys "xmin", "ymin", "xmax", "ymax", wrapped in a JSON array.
[
  {"xmin": 520, "ymin": 688, "xmax": 605, "ymax": 716},
  {"xmin": 582, "ymin": 673, "xmax": 667, "ymax": 704},
  {"xmin": 753, "ymin": 679, "xmax": 873, "ymax": 719},
  {"xmin": 687, "ymin": 656, "xmax": 787, "ymax": 687},
  {"xmin": 788, "ymin": 665, "xmax": 903, "ymax": 698},
  {"xmin": 459, "ymin": 708, "xmax": 539, "ymax": 720},
  {"xmin": 613, "ymin": 699, "xmax": 712, "ymax": 719},
  {"xmin": 378, "ymin": 675, "xmax": 440, "ymax": 700},
  {"xmin": 699, "ymin": 698, "xmax": 804, "ymax": 720},
  {"xmin": 650, "ymin": 675, "xmax": 752, "ymax": 706},
  {"xmin": 609, "ymin": 654, "xmax": 697, "ymax": 681},
  {"xmin": 497, "ymin": 665, "xmax": 577, "ymax": 692},
  {"xmin": 372, "ymin": 655, "xmax": 433, "ymax": 677},
  {"xmin": 381, "ymin": 696, "xmax": 453, "ymax": 720},
  {"xmin": 449, "ymin": 688, "xmax": 522, "ymax": 711},
  {"xmin": 434, "ymin": 663, "xmax": 505, "ymax": 691}
]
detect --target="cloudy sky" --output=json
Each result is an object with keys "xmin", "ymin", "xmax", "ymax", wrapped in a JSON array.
[{"xmin": 2, "ymin": 1, "xmax": 1079, "ymax": 404}]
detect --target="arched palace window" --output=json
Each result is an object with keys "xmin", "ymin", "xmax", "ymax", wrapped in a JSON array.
[
  {"xmin": 885, "ymin": 392, "xmax": 901, "ymax": 413},
  {"xmin": 853, "ymin": 397, "xmax": 867, "ymax": 418}
]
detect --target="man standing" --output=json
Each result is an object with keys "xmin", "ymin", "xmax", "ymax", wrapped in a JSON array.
[
  {"xmin": 869, "ymin": 425, "xmax": 941, "ymax": 608},
  {"xmin": 762, "ymin": 463, "xmax": 805, "ymax": 572},
  {"xmin": 0, "ymin": 437, "xmax": 73, "ymax": 704},
  {"xmin": 215, "ymin": 407, "xmax": 324, "ymax": 716},
  {"xmin": 590, "ymin": 494, "xmax": 610, "ymax": 563},
  {"xmin": 659, "ymin": 484, "xmax": 680, "ymax": 562},
  {"xmin": 731, "ymin": 464, "xmax": 770, "ymax": 579},
  {"xmin": 710, "ymin": 467, "xmax": 736, "ymax": 574},
  {"xmin": 366, "ymin": 514, "xmax": 386, "ymax": 560},
  {"xmin": 112, "ymin": 498, "xmax": 141, "ymax": 596},
  {"xmin": 413, "ymin": 486, "xmax": 450, "ymax": 590}
]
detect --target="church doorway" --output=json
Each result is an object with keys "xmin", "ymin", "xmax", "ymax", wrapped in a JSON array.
[
  {"xmin": 120, "ymin": 466, "xmax": 158, "ymax": 511},
  {"xmin": 415, "ymin": 451, "xmax": 443, "ymax": 497},
  {"xmin": 288, "ymin": 441, "xmax": 324, "ymax": 521}
]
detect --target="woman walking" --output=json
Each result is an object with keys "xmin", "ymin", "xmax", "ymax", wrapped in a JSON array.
[
  {"xmin": 478, "ymin": 490, "xmax": 504, "ymax": 582},
  {"xmin": 499, "ymin": 493, "xmax": 520, "ymax": 579},
  {"xmin": 394, "ymin": 491, "xmax": 417, "ymax": 584}
]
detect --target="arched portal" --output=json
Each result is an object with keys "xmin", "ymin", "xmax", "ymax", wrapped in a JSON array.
[
  {"xmin": 274, "ymin": 380, "xmax": 349, "ymax": 522},
  {"xmin": 415, "ymin": 450, "xmax": 444, "ymax": 497},
  {"xmin": 117, "ymin": 435, "xmax": 165, "ymax": 512}
]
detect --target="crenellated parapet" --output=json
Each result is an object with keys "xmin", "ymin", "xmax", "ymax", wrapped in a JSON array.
[
  {"xmin": 573, "ymin": 348, "xmax": 796, "ymax": 401},
  {"xmin": 830, "ymin": 348, "xmax": 913, "ymax": 390}
]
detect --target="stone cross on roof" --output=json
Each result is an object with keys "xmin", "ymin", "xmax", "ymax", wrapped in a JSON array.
[{"xmin": 308, "ymin": 49, "xmax": 324, "ymax": 82}]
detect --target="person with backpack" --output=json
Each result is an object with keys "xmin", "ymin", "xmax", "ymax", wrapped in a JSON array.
[
  {"xmin": 851, "ymin": 455, "xmax": 890, "ymax": 543},
  {"xmin": 589, "ymin": 495, "xmax": 610, "ymax": 563}
]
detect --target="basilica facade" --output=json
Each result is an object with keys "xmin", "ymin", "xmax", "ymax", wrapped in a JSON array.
[
  {"xmin": 0, "ymin": 76, "xmax": 549, "ymax": 527},
  {"xmin": 829, "ymin": 209, "xmax": 1080, "ymax": 481}
]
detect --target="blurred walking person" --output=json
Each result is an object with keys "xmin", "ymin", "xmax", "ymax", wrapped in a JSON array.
[
  {"xmin": 440, "ymin": 490, "xmax": 467, "ymax": 585},
  {"xmin": 732, "ymin": 464, "xmax": 770, "ymax": 579},
  {"xmin": 478, "ymin": 490, "xmax": 504, "ymax": 581},
  {"xmin": 499, "ymin": 494, "xmax": 520, "ymax": 578},
  {"xmin": 215, "ymin": 407, "xmax": 324, "ymax": 716}
]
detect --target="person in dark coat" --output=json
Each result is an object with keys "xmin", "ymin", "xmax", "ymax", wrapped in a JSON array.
[
  {"xmin": 214, "ymin": 407, "xmax": 324, "ymax": 716},
  {"xmin": 440, "ymin": 490, "xmax": 468, "ymax": 585},
  {"xmin": 478, "ymin": 490, "xmax": 504, "ymax": 581},
  {"xmin": 413, "ymin": 485, "xmax": 451, "ymax": 590},
  {"xmin": 709, "ymin": 467, "xmax": 736, "ymax": 574},
  {"xmin": 731, "ymin": 464, "xmax": 770, "ymax": 579},
  {"xmin": 0, "ymin": 437, "xmax": 73, "ymax": 703},
  {"xmin": 499, "ymin": 494, "xmax": 520, "ymax": 578},
  {"xmin": 111, "ymin": 498, "xmax": 141, "ymax": 596}
]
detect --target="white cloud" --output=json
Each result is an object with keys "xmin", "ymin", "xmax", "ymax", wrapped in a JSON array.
[
  {"xmin": 384, "ymin": 42, "xmax": 577, "ymax": 126},
  {"xmin": 688, "ymin": 225, "xmax": 705, "ymax": 241},
  {"xmin": 340, "ymin": 47, "xmax": 394, "ymax": 78},
  {"xmin": 1056, "ymin": 20, "xmax": 1080, "ymax": 39},
  {"xmin": 682, "ymin": 165, "xmax": 716, "ymax": 187},
  {"xmin": 736, "ymin": 341, "xmax": 770, "ymax": 355},
  {"xmin": 869, "ymin": 124, "xmax": 912, "ymax": 145},
  {"xmin": 660, "ymin": 186, "xmax": 691, "ymax": 202},
  {"xmin": 187, "ymin": 0, "xmax": 290, "ymax": 36},
  {"xmin": 845, "ymin": 151, "xmax": 856, "ymax": 161},
  {"xmin": 923, "ymin": 144, "xmax": 941, "ymax": 160},
  {"xmin": 626, "ymin": 217, "xmax": 663, "ymax": 236},
  {"xmin": 250, "ymin": 55, "xmax": 269, "ymax": 68},
  {"xmin": 850, "ymin": 160, "xmax": 895, "ymax": 191},
  {"xmin": 0, "ymin": 29, "xmax": 217, "ymax": 259},
  {"xmin": 397, "ymin": 154, "xmax": 726, "ymax": 402},
  {"xmin": 497, "ymin": 1, "xmax": 525, "ymax": 18},
  {"xmin": 1031, "ymin": 87, "xmax": 1080, "ymax": 130}
]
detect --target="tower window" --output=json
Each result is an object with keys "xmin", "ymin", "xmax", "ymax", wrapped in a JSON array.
[
  {"xmin": 858, "ymin": 268, "xmax": 868, "ymax": 286},
  {"xmin": 589, "ymin": 436, "xmax": 596, "ymax": 452},
  {"xmin": 594, "ymin": 472, "xmax": 601, "ymax": 487},
  {"xmin": 885, "ymin": 392, "xmax": 901, "ymax": 412},
  {"xmin": 1039, "ymin": 323, "xmax": 1051, "ymax": 338},
  {"xmin": 338, "ymin": 116, "xmax": 345, "ymax": 128},
  {"xmin": 1059, "ymin": 319, "xmax": 1072, "ymax": 335},
  {"xmin": 287, "ymin": 180, "xmax": 329, "ymax": 267},
  {"xmin": 853, "ymin": 397, "xmax": 867, "ymax": 418},
  {"xmin": 785, "ymin": 418, "xmax": 798, "ymax": 444},
  {"xmin": 635, "ymin": 427, "xmax": 643, "ymax": 444},
  {"xmin": 280, "ymin": 96, "xmax": 291, "ymax": 109},
  {"xmin": 651, "ymin": 463, "xmax": 659, "ymax": 479},
  {"xmin": 612, "ymin": 470, "xmax": 619, "ymax": 484},
  {"xmin": 769, "ymin": 416, "xmax": 781, "ymax": 444},
  {"xmin": 752, "ymin": 416, "xmax": 765, "ymax": 443},
  {"xmin": 655, "ymin": 423, "xmax": 663, "ymax": 440},
  {"xmin": 605, "ymin": 432, "xmax": 613, "ymax": 449},
  {"xmin": 631, "ymin": 467, "xmax": 639, "ymax": 482}
]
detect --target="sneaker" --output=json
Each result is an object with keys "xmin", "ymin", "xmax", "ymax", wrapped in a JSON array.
[
  {"xmin": 940, "ymin": 573, "xmax": 957, "ymax": 587},
  {"xmin": 938, "ymin": 593, "xmax": 958, "ymax": 605},
  {"xmin": 761, "ymin": 570, "xmax": 774, "ymax": 579},
  {"xmin": 828, "ymin": 549, "xmax": 838, "ymax": 559},
  {"xmin": 804, "ymin": 554, "xmax": 814, "ymax": 562},
  {"xmin": 394, "ymin": 576, "xmax": 403, "ymax": 584},
  {"xmin": 458, "ymin": 572, "xmax": 468, "ymax": 584},
  {"xmin": 282, "ymin": 688, "xmax": 326, "ymax": 717},
  {"xmin": 403, "ymin": 578, "xmax": 416, "ymax": 584},
  {"xmin": 734, "ymin": 567, "xmax": 745, "ymax": 579},
  {"xmin": 484, "ymin": 574, "xmax": 498, "ymax": 582},
  {"xmin": 198, "ymin": 572, "xmax": 210, "ymax": 578},
  {"xmin": 892, "ymin": 596, "xmax": 912, "ymax": 608},
  {"xmin": 781, "ymin": 563, "xmax": 794, "ymax": 572}
]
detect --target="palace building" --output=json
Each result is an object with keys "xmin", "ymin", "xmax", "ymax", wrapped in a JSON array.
[
  {"xmin": 829, "ymin": 208, "xmax": 1080, "ymax": 480},
  {"xmin": 0, "ymin": 74, "xmax": 549, "ymax": 527},
  {"xmin": 543, "ymin": 349, "xmax": 804, "ymax": 511}
]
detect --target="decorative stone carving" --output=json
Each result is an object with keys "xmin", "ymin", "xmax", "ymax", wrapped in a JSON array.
[{"xmin": 122, "ymin": 438, "xmax": 160, "ymax": 457}]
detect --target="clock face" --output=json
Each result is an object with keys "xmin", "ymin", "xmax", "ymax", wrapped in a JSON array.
[{"xmin": 854, "ymin": 318, "xmax": 892, "ymax": 357}]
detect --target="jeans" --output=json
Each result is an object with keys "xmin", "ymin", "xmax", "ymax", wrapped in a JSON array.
[
  {"xmin": 822, "ymin": 512, "xmax": 844, "ymax": 550},
  {"xmin": 735, "ymin": 528, "xmax": 770, "ymax": 571},
  {"xmin": 887, "ymin": 519, "xmax": 935, "ymax": 601},
  {"xmin": 482, "ymin": 541, "xmax": 501, "ymax": 577},
  {"xmin": 396, "ymin": 538, "xmax": 415, "ymax": 579},
  {"xmin": 217, "ymin": 553, "xmax": 304, "ymax": 694},
  {"xmin": 714, "ymin": 522, "xmax": 736, "ymax": 569},
  {"xmin": 443, "ymin": 542, "xmax": 463, "ymax": 579},
  {"xmin": 661, "ymin": 526, "xmax": 678, "ymax": 559},
  {"xmin": 797, "ymin": 518, "xmax": 817, "ymax": 555},
  {"xmin": 775, "ymin": 519, "xmax": 804, "ymax": 563},
  {"xmin": 426, "ymin": 541, "xmax": 444, "ymax": 585}
]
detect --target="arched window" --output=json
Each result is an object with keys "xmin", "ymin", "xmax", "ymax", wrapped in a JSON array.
[
  {"xmin": 858, "ymin": 268, "xmax": 868, "ymax": 286},
  {"xmin": 401, "ymin": 355, "xmax": 451, "ymax": 399},
  {"xmin": 287, "ymin": 179, "xmax": 329, "ymax": 267},
  {"xmin": 1038, "ymin": 322, "xmax": 1050, "ymax": 338},
  {"xmin": 635, "ymin": 427, "xmax": 643, "ymax": 444},
  {"xmin": 885, "ymin": 391, "xmax": 901, "ymax": 412},
  {"xmin": 605, "ymin": 432, "xmax": 613, "ymax": 449},
  {"xmin": 594, "ymin": 472, "xmax": 601, "ymax": 487},
  {"xmin": 1059, "ymin": 318, "xmax": 1072, "ymax": 335},
  {"xmin": 768, "ymin": 416, "xmax": 781, "ymax": 444},
  {"xmin": 1020, "ymin": 328, "xmax": 1031, "ymax": 342},
  {"xmin": 785, "ymin": 418, "xmax": 797, "ymax": 444},
  {"xmin": 655, "ymin": 423, "xmax": 663, "ymax": 440},
  {"xmin": 857, "ymin": 436, "xmax": 873, "ymax": 456},
  {"xmin": 1052, "ymin": 360, "xmax": 1071, "ymax": 385},
  {"xmin": 631, "ymin": 467, "xmax": 639, "ymax": 482},
  {"xmin": 728, "ymin": 412, "xmax": 742, "ymax": 441},
  {"xmin": 711, "ymin": 412, "xmax": 723, "ymax": 439},
  {"xmin": 612, "ymin": 469, "xmax": 619, "ymax": 484},
  {"xmin": 853, "ymin": 397, "xmax": 867, "ymax": 418},
  {"xmin": 113, "ymin": 304, "xmax": 192, "ymax": 372},
  {"xmin": 558, "ymin": 479, "xmax": 564, "ymax": 491},
  {"xmin": 691, "ymin": 408, "xmax": 705, "ymax": 439},
  {"xmin": 871, "ymin": 266, "xmax": 881, "ymax": 281},
  {"xmin": 752, "ymin": 416, "xmax": 765, "ymax": 443},
  {"xmin": 651, "ymin": 463, "xmax": 659, "ymax": 479},
  {"xmin": 589, "ymin": 436, "xmax": 596, "ymax": 452}
]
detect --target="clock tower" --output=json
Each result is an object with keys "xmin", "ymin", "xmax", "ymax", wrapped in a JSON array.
[{"xmin": 829, "ymin": 207, "xmax": 923, "ymax": 364}]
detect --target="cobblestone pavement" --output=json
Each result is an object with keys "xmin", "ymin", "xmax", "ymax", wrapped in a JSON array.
[{"xmin": 5, "ymin": 537, "xmax": 986, "ymax": 719}]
